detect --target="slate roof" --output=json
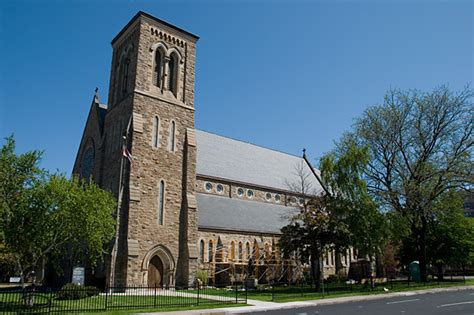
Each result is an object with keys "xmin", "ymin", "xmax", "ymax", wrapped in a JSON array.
[
  {"xmin": 195, "ymin": 130, "xmax": 323, "ymax": 194},
  {"xmin": 196, "ymin": 193, "xmax": 298, "ymax": 234}
]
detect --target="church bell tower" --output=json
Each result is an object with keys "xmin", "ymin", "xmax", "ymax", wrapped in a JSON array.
[{"xmin": 103, "ymin": 11, "xmax": 199, "ymax": 287}]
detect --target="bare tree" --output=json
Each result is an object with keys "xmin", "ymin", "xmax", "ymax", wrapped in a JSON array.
[{"xmin": 352, "ymin": 86, "xmax": 473, "ymax": 281}]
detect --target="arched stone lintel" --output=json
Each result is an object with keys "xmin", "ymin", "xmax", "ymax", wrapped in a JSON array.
[{"xmin": 142, "ymin": 244, "xmax": 175, "ymax": 272}]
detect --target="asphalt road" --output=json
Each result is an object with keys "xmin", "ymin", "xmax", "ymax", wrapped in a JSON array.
[{"xmin": 246, "ymin": 289, "xmax": 474, "ymax": 315}]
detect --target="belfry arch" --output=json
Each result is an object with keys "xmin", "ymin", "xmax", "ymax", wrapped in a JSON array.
[{"xmin": 142, "ymin": 245, "xmax": 175, "ymax": 287}]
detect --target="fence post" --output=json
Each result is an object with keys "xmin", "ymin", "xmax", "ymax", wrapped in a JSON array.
[
  {"xmin": 48, "ymin": 287, "xmax": 53, "ymax": 313},
  {"xmin": 104, "ymin": 287, "xmax": 108, "ymax": 312},
  {"xmin": 272, "ymin": 283, "xmax": 275, "ymax": 302},
  {"xmin": 235, "ymin": 283, "xmax": 238, "ymax": 303},
  {"xmin": 197, "ymin": 283, "xmax": 200, "ymax": 306},
  {"xmin": 154, "ymin": 284, "xmax": 157, "ymax": 308},
  {"xmin": 245, "ymin": 281, "xmax": 248, "ymax": 303}
]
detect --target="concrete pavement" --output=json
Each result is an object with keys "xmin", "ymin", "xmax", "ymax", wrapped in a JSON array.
[{"xmin": 140, "ymin": 285, "xmax": 474, "ymax": 315}]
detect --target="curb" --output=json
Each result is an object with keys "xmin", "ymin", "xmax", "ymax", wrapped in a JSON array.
[{"xmin": 141, "ymin": 285, "xmax": 474, "ymax": 315}]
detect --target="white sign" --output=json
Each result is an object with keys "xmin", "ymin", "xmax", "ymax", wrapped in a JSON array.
[
  {"xmin": 72, "ymin": 267, "xmax": 85, "ymax": 286},
  {"xmin": 9, "ymin": 277, "xmax": 21, "ymax": 283}
]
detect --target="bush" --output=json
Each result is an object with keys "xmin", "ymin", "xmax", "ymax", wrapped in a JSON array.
[
  {"xmin": 55, "ymin": 283, "xmax": 100, "ymax": 300},
  {"xmin": 196, "ymin": 269, "xmax": 209, "ymax": 286}
]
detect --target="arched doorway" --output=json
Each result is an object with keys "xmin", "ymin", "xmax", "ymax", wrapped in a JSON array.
[
  {"xmin": 142, "ymin": 244, "xmax": 175, "ymax": 287},
  {"xmin": 148, "ymin": 255, "xmax": 164, "ymax": 287}
]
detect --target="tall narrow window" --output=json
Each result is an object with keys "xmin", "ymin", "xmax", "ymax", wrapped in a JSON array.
[
  {"xmin": 208, "ymin": 241, "xmax": 213, "ymax": 262},
  {"xmin": 158, "ymin": 180, "xmax": 165, "ymax": 225},
  {"xmin": 246, "ymin": 242, "xmax": 250, "ymax": 261},
  {"xmin": 153, "ymin": 50, "xmax": 163, "ymax": 87},
  {"xmin": 169, "ymin": 120, "xmax": 176, "ymax": 151},
  {"xmin": 167, "ymin": 53, "xmax": 178, "ymax": 95},
  {"xmin": 199, "ymin": 240, "xmax": 205, "ymax": 263},
  {"xmin": 230, "ymin": 241, "xmax": 235, "ymax": 261},
  {"xmin": 152, "ymin": 116, "xmax": 159, "ymax": 148},
  {"xmin": 122, "ymin": 59, "xmax": 130, "ymax": 96},
  {"xmin": 238, "ymin": 242, "xmax": 243, "ymax": 261}
]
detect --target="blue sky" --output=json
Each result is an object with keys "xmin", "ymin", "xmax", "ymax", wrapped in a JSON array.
[{"xmin": 0, "ymin": 0, "xmax": 472, "ymax": 174}]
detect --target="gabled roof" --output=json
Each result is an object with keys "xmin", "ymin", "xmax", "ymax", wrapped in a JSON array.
[
  {"xmin": 195, "ymin": 129, "xmax": 324, "ymax": 194},
  {"xmin": 197, "ymin": 193, "xmax": 298, "ymax": 234}
]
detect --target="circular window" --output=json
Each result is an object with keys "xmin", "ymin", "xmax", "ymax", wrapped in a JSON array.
[
  {"xmin": 274, "ymin": 194, "xmax": 281, "ymax": 203},
  {"xmin": 205, "ymin": 182, "xmax": 213, "ymax": 192},
  {"xmin": 216, "ymin": 184, "xmax": 224, "ymax": 194},
  {"xmin": 289, "ymin": 197, "xmax": 296, "ymax": 204},
  {"xmin": 247, "ymin": 190, "xmax": 254, "ymax": 198},
  {"xmin": 237, "ymin": 188, "xmax": 244, "ymax": 197},
  {"xmin": 299, "ymin": 198, "xmax": 305, "ymax": 206},
  {"xmin": 265, "ymin": 193, "xmax": 272, "ymax": 201}
]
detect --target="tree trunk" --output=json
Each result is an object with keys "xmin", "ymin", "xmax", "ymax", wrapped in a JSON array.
[
  {"xmin": 310, "ymin": 245, "xmax": 321, "ymax": 292},
  {"xmin": 375, "ymin": 250, "xmax": 384, "ymax": 277},
  {"xmin": 436, "ymin": 263, "xmax": 444, "ymax": 281},
  {"xmin": 419, "ymin": 218, "xmax": 428, "ymax": 282}
]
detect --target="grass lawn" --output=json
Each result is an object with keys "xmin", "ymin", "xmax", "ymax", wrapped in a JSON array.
[
  {"xmin": 245, "ymin": 278, "xmax": 474, "ymax": 302},
  {"xmin": 75, "ymin": 302, "xmax": 246, "ymax": 314},
  {"xmin": 0, "ymin": 292, "xmax": 244, "ymax": 314}
]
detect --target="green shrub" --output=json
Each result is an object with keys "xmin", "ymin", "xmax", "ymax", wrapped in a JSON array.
[
  {"xmin": 196, "ymin": 269, "xmax": 209, "ymax": 286},
  {"xmin": 55, "ymin": 283, "xmax": 99, "ymax": 300}
]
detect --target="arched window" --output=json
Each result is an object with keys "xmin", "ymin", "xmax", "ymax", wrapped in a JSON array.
[
  {"xmin": 169, "ymin": 120, "xmax": 176, "ymax": 152},
  {"xmin": 253, "ymin": 241, "xmax": 259, "ymax": 263},
  {"xmin": 158, "ymin": 180, "xmax": 165, "ymax": 225},
  {"xmin": 152, "ymin": 116, "xmax": 160, "ymax": 148},
  {"xmin": 230, "ymin": 241, "xmax": 235, "ymax": 261},
  {"xmin": 121, "ymin": 58, "xmax": 130, "ymax": 96},
  {"xmin": 167, "ymin": 53, "xmax": 178, "ymax": 95},
  {"xmin": 264, "ymin": 243, "xmax": 270, "ymax": 260},
  {"xmin": 199, "ymin": 240, "xmax": 205, "ymax": 263},
  {"xmin": 153, "ymin": 49, "xmax": 163, "ymax": 87},
  {"xmin": 238, "ymin": 242, "xmax": 243, "ymax": 261},
  {"xmin": 208, "ymin": 241, "xmax": 213, "ymax": 262},
  {"xmin": 246, "ymin": 242, "xmax": 250, "ymax": 261}
]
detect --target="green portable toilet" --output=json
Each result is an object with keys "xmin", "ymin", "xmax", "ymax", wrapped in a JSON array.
[{"xmin": 408, "ymin": 261, "xmax": 421, "ymax": 282}]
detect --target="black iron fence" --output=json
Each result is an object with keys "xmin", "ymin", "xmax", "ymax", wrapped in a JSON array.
[
  {"xmin": 0, "ymin": 284, "xmax": 247, "ymax": 314},
  {"xmin": 255, "ymin": 271, "xmax": 468, "ymax": 302}
]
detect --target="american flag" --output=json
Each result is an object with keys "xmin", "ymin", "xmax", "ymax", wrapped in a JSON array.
[{"xmin": 122, "ymin": 145, "xmax": 133, "ymax": 165}]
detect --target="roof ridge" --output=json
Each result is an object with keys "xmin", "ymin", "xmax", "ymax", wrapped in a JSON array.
[{"xmin": 195, "ymin": 128, "xmax": 307, "ymax": 161}]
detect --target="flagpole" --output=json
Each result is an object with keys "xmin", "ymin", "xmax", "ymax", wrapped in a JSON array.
[{"xmin": 109, "ymin": 135, "xmax": 126, "ymax": 291}]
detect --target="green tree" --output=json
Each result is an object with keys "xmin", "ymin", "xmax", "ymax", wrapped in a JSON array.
[
  {"xmin": 426, "ymin": 190, "xmax": 474, "ymax": 278},
  {"xmin": 280, "ymin": 142, "xmax": 387, "ymax": 289},
  {"xmin": 349, "ymin": 86, "xmax": 473, "ymax": 281},
  {"xmin": 0, "ymin": 136, "xmax": 116, "ymax": 286},
  {"xmin": 320, "ymin": 140, "xmax": 388, "ymax": 276}
]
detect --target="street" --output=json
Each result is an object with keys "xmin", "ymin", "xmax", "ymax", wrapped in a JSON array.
[{"xmin": 246, "ymin": 289, "xmax": 474, "ymax": 315}]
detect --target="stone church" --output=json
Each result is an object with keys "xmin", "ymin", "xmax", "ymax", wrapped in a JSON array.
[{"xmin": 73, "ymin": 11, "xmax": 356, "ymax": 288}]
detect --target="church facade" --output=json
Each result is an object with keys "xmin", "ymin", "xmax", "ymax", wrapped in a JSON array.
[{"xmin": 73, "ymin": 11, "xmax": 356, "ymax": 288}]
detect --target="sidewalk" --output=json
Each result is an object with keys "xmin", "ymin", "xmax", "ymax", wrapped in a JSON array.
[{"xmin": 140, "ymin": 285, "xmax": 474, "ymax": 315}]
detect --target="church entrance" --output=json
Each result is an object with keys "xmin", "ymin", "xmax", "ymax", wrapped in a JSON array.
[{"xmin": 147, "ymin": 255, "xmax": 164, "ymax": 287}]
